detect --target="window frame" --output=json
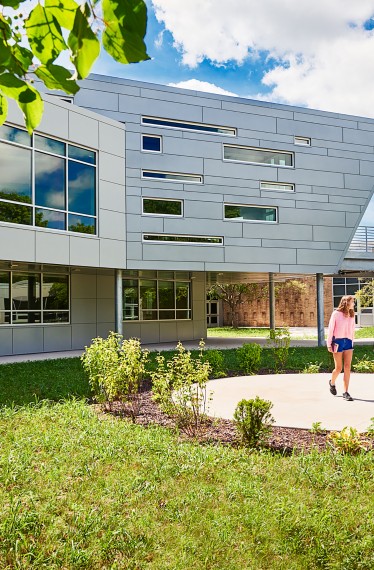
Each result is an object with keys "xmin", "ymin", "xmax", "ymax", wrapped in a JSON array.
[
  {"xmin": 141, "ymin": 116, "xmax": 237, "ymax": 136},
  {"xmin": 141, "ymin": 134, "xmax": 162, "ymax": 153},
  {"xmin": 142, "ymin": 197, "xmax": 183, "ymax": 217},
  {"xmin": 223, "ymin": 144, "xmax": 294, "ymax": 168},
  {"xmin": 141, "ymin": 170, "xmax": 203, "ymax": 184},
  {"xmin": 0, "ymin": 270, "xmax": 70, "ymax": 326},
  {"xmin": 224, "ymin": 203, "xmax": 278, "ymax": 223},
  {"xmin": 142, "ymin": 233, "xmax": 224, "ymax": 245},
  {"xmin": 260, "ymin": 181, "xmax": 295, "ymax": 193},
  {"xmin": 294, "ymin": 136, "xmax": 311, "ymax": 146},
  {"xmin": 0, "ymin": 123, "xmax": 98, "ymax": 236}
]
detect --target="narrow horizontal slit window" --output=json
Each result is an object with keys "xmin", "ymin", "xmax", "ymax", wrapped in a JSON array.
[
  {"xmin": 294, "ymin": 136, "xmax": 311, "ymax": 146},
  {"xmin": 142, "ymin": 198, "xmax": 182, "ymax": 216},
  {"xmin": 224, "ymin": 144, "xmax": 293, "ymax": 167},
  {"xmin": 142, "ymin": 116, "xmax": 236, "ymax": 136},
  {"xmin": 143, "ymin": 234, "xmax": 223, "ymax": 245},
  {"xmin": 260, "ymin": 181, "xmax": 295, "ymax": 192},
  {"xmin": 142, "ymin": 170, "xmax": 202, "ymax": 183},
  {"xmin": 224, "ymin": 204, "xmax": 277, "ymax": 222},
  {"xmin": 142, "ymin": 134, "xmax": 162, "ymax": 152}
]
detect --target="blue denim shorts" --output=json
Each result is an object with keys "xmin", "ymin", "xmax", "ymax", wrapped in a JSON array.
[{"xmin": 333, "ymin": 337, "xmax": 353, "ymax": 352}]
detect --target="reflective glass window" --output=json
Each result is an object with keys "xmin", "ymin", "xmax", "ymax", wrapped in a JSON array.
[
  {"xmin": 43, "ymin": 311, "xmax": 69, "ymax": 323},
  {"xmin": 143, "ymin": 234, "xmax": 223, "ymax": 244},
  {"xmin": 0, "ymin": 142, "xmax": 32, "ymax": 202},
  {"xmin": 141, "ymin": 117, "xmax": 236, "ymax": 136},
  {"xmin": 0, "ymin": 124, "xmax": 30, "ymax": 146},
  {"xmin": 12, "ymin": 312, "xmax": 41, "ymax": 324},
  {"xmin": 12, "ymin": 273, "xmax": 41, "ymax": 311},
  {"xmin": 43, "ymin": 275, "xmax": 69, "ymax": 310},
  {"xmin": 123, "ymin": 279, "xmax": 139, "ymax": 320},
  {"xmin": 143, "ymin": 199, "xmax": 182, "ymax": 216},
  {"xmin": 0, "ymin": 272, "xmax": 10, "ymax": 312},
  {"xmin": 224, "ymin": 145, "xmax": 293, "ymax": 167},
  {"xmin": 158, "ymin": 281, "xmax": 174, "ymax": 309},
  {"xmin": 35, "ymin": 152, "xmax": 66, "ymax": 209},
  {"xmin": 0, "ymin": 201, "xmax": 32, "ymax": 225},
  {"xmin": 68, "ymin": 161, "xmax": 96, "ymax": 215},
  {"xmin": 142, "ymin": 170, "xmax": 202, "ymax": 183},
  {"xmin": 68, "ymin": 214, "xmax": 95, "ymax": 234},
  {"xmin": 35, "ymin": 209, "xmax": 66, "ymax": 230},
  {"xmin": 34, "ymin": 134, "xmax": 65, "ymax": 155},
  {"xmin": 176, "ymin": 283, "xmax": 190, "ymax": 309},
  {"xmin": 225, "ymin": 204, "xmax": 277, "ymax": 222},
  {"xmin": 68, "ymin": 144, "xmax": 96, "ymax": 165},
  {"xmin": 142, "ymin": 135, "xmax": 162, "ymax": 152}
]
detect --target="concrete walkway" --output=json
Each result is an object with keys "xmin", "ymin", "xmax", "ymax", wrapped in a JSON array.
[
  {"xmin": 206, "ymin": 373, "xmax": 374, "ymax": 432},
  {"xmin": 1, "ymin": 336, "xmax": 373, "ymax": 432}
]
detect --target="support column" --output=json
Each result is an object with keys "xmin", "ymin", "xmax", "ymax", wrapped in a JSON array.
[
  {"xmin": 115, "ymin": 269, "xmax": 123, "ymax": 336},
  {"xmin": 316, "ymin": 273, "xmax": 325, "ymax": 347},
  {"xmin": 269, "ymin": 272, "xmax": 275, "ymax": 330}
]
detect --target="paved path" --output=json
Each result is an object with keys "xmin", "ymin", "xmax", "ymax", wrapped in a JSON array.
[{"xmin": 206, "ymin": 373, "xmax": 374, "ymax": 432}]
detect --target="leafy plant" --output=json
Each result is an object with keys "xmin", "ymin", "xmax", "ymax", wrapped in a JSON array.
[
  {"xmin": 236, "ymin": 343, "xmax": 262, "ymax": 375},
  {"xmin": 0, "ymin": 0, "xmax": 149, "ymax": 132},
  {"xmin": 151, "ymin": 340, "xmax": 212, "ymax": 437},
  {"xmin": 202, "ymin": 349, "xmax": 227, "ymax": 378},
  {"xmin": 267, "ymin": 327, "xmax": 291, "ymax": 372},
  {"xmin": 81, "ymin": 332, "xmax": 149, "ymax": 420},
  {"xmin": 302, "ymin": 362, "xmax": 322, "ymax": 374},
  {"xmin": 233, "ymin": 397, "xmax": 274, "ymax": 448},
  {"xmin": 366, "ymin": 418, "xmax": 374, "ymax": 437},
  {"xmin": 310, "ymin": 421, "xmax": 326, "ymax": 435},
  {"xmin": 352, "ymin": 355, "xmax": 374, "ymax": 373},
  {"xmin": 327, "ymin": 427, "xmax": 369, "ymax": 455}
]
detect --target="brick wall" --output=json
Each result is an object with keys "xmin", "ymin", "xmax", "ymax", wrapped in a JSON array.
[{"xmin": 223, "ymin": 277, "xmax": 333, "ymax": 327}]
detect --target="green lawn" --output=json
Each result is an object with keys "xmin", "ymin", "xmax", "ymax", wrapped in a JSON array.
[
  {"xmin": 208, "ymin": 326, "xmax": 374, "ymax": 339},
  {"xmin": 1, "ymin": 400, "xmax": 373, "ymax": 569}
]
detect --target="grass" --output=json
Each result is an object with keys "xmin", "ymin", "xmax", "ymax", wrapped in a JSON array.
[
  {"xmin": 1, "ymin": 346, "xmax": 373, "ymax": 408},
  {"xmin": 0, "ymin": 400, "xmax": 373, "ymax": 569},
  {"xmin": 208, "ymin": 326, "xmax": 374, "ymax": 339}
]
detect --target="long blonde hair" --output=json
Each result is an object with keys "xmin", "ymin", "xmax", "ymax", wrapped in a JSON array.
[{"xmin": 337, "ymin": 295, "xmax": 355, "ymax": 318}]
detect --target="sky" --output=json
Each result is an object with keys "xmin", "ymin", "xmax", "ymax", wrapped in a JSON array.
[
  {"xmin": 7, "ymin": 0, "xmax": 374, "ymax": 224},
  {"xmin": 92, "ymin": 1, "xmax": 374, "ymax": 225}
]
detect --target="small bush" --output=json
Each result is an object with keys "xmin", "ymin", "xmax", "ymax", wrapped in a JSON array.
[
  {"xmin": 233, "ymin": 397, "xmax": 274, "ymax": 448},
  {"xmin": 202, "ymin": 349, "xmax": 227, "ymax": 378},
  {"xmin": 151, "ymin": 340, "xmax": 212, "ymax": 436},
  {"xmin": 236, "ymin": 343, "xmax": 262, "ymax": 375},
  {"xmin": 366, "ymin": 418, "xmax": 374, "ymax": 438},
  {"xmin": 327, "ymin": 427, "xmax": 369, "ymax": 454},
  {"xmin": 267, "ymin": 327, "xmax": 291, "ymax": 373},
  {"xmin": 352, "ymin": 355, "xmax": 374, "ymax": 373},
  {"xmin": 310, "ymin": 421, "xmax": 326, "ymax": 435},
  {"xmin": 302, "ymin": 362, "xmax": 322, "ymax": 374},
  {"xmin": 81, "ymin": 332, "xmax": 149, "ymax": 420}
]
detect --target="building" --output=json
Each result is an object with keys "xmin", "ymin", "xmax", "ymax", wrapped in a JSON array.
[{"xmin": 0, "ymin": 74, "xmax": 373, "ymax": 355}]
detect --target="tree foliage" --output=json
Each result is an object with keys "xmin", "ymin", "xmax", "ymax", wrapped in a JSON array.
[
  {"xmin": 355, "ymin": 278, "xmax": 374, "ymax": 308},
  {"xmin": 208, "ymin": 282, "xmax": 264, "ymax": 328},
  {"xmin": 0, "ymin": 0, "xmax": 149, "ymax": 132}
]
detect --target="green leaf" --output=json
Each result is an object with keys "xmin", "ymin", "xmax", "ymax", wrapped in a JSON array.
[
  {"xmin": 68, "ymin": 5, "xmax": 100, "ymax": 79},
  {"xmin": 45, "ymin": 0, "xmax": 80, "ymax": 31},
  {"xmin": 0, "ymin": 1, "xmax": 21, "ymax": 8},
  {"xmin": 0, "ymin": 74, "xmax": 43, "ymax": 133},
  {"xmin": 35, "ymin": 64, "xmax": 80, "ymax": 95},
  {"xmin": 0, "ymin": 91, "xmax": 8, "ymax": 125},
  {"xmin": 0, "ymin": 14, "xmax": 12, "ymax": 40},
  {"xmin": 25, "ymin": 4, "xmax": 67, "ymax": 65},
  {"xmin": 102, "ymin": 0, "xmax": 149, "ymax": 64}
]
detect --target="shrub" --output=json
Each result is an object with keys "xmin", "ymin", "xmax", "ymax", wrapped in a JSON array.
[
  {"xmin": 202, "ymin": 349, "xmax": 227, "ymax": 378},
  {"xmin": 233, "ymin": 397, "xmax": 274, "ymax": 448},
  {"xmin": 267, "ymin": 327, "xmax": 291, "ymax": 372},
  {"xmin": 236, "ymin": 343, "xmax": 262, "ymax": 375},
  {"xmin": 366, "ymin": 418, "xmax": 374, "ymax": 438},
  {"xmin": 352, "ymin": 355, "xmax": 374, "ymax": 373},
  {"xmin": 327, "ymin": 427, "xmax": 369, "ymax": 454},
  {"xmin": 302, "ymin": 362, "xmax": 322, "ymax": 374},
  {"xmin": 310, "ymin": 421, "xmax": 326, "ymax": 435},
  {"xmin": 151, "ymin": 340, "xmax": 212, "ymax": 436},
  {"xmin": 81, "ymin": 332, "xmax": 149, "ymax": 420}
]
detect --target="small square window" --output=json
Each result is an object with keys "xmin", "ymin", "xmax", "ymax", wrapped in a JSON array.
[
  {"xmin": 142, "ymin": 135, "xmax": 162, "ymax": 153},
  {"xmin": 294, "ymin": 136, "xmax": 311, "ymax": 146}
]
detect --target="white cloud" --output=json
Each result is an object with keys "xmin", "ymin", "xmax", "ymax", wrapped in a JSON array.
[
  {"xmin": 152, "ymin": 0, "xmax": 374, "ymax": 116},
  {"xmin": 168, "ymin": 79, "xmax": 238, "ymax": 96}
]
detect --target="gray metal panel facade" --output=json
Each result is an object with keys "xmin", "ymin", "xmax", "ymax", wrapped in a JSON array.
[{"xmin": 74, "ymin": 74, "xmax": 374, "ymax": 274}]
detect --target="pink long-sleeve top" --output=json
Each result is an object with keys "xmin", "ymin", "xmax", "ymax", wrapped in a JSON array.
[{"xmin": 327, "ymin": 310, "xmax": 355, "ymax": 348}]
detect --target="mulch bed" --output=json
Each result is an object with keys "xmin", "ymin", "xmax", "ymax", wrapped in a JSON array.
[{"xmin": 99, "ymin": 390, "xmax": 371, "ymax": 454}]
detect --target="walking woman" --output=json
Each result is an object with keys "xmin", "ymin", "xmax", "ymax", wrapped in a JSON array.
[{"xmin": 327, "ymin": 295, "xmax": 355, "ymax": 401}]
